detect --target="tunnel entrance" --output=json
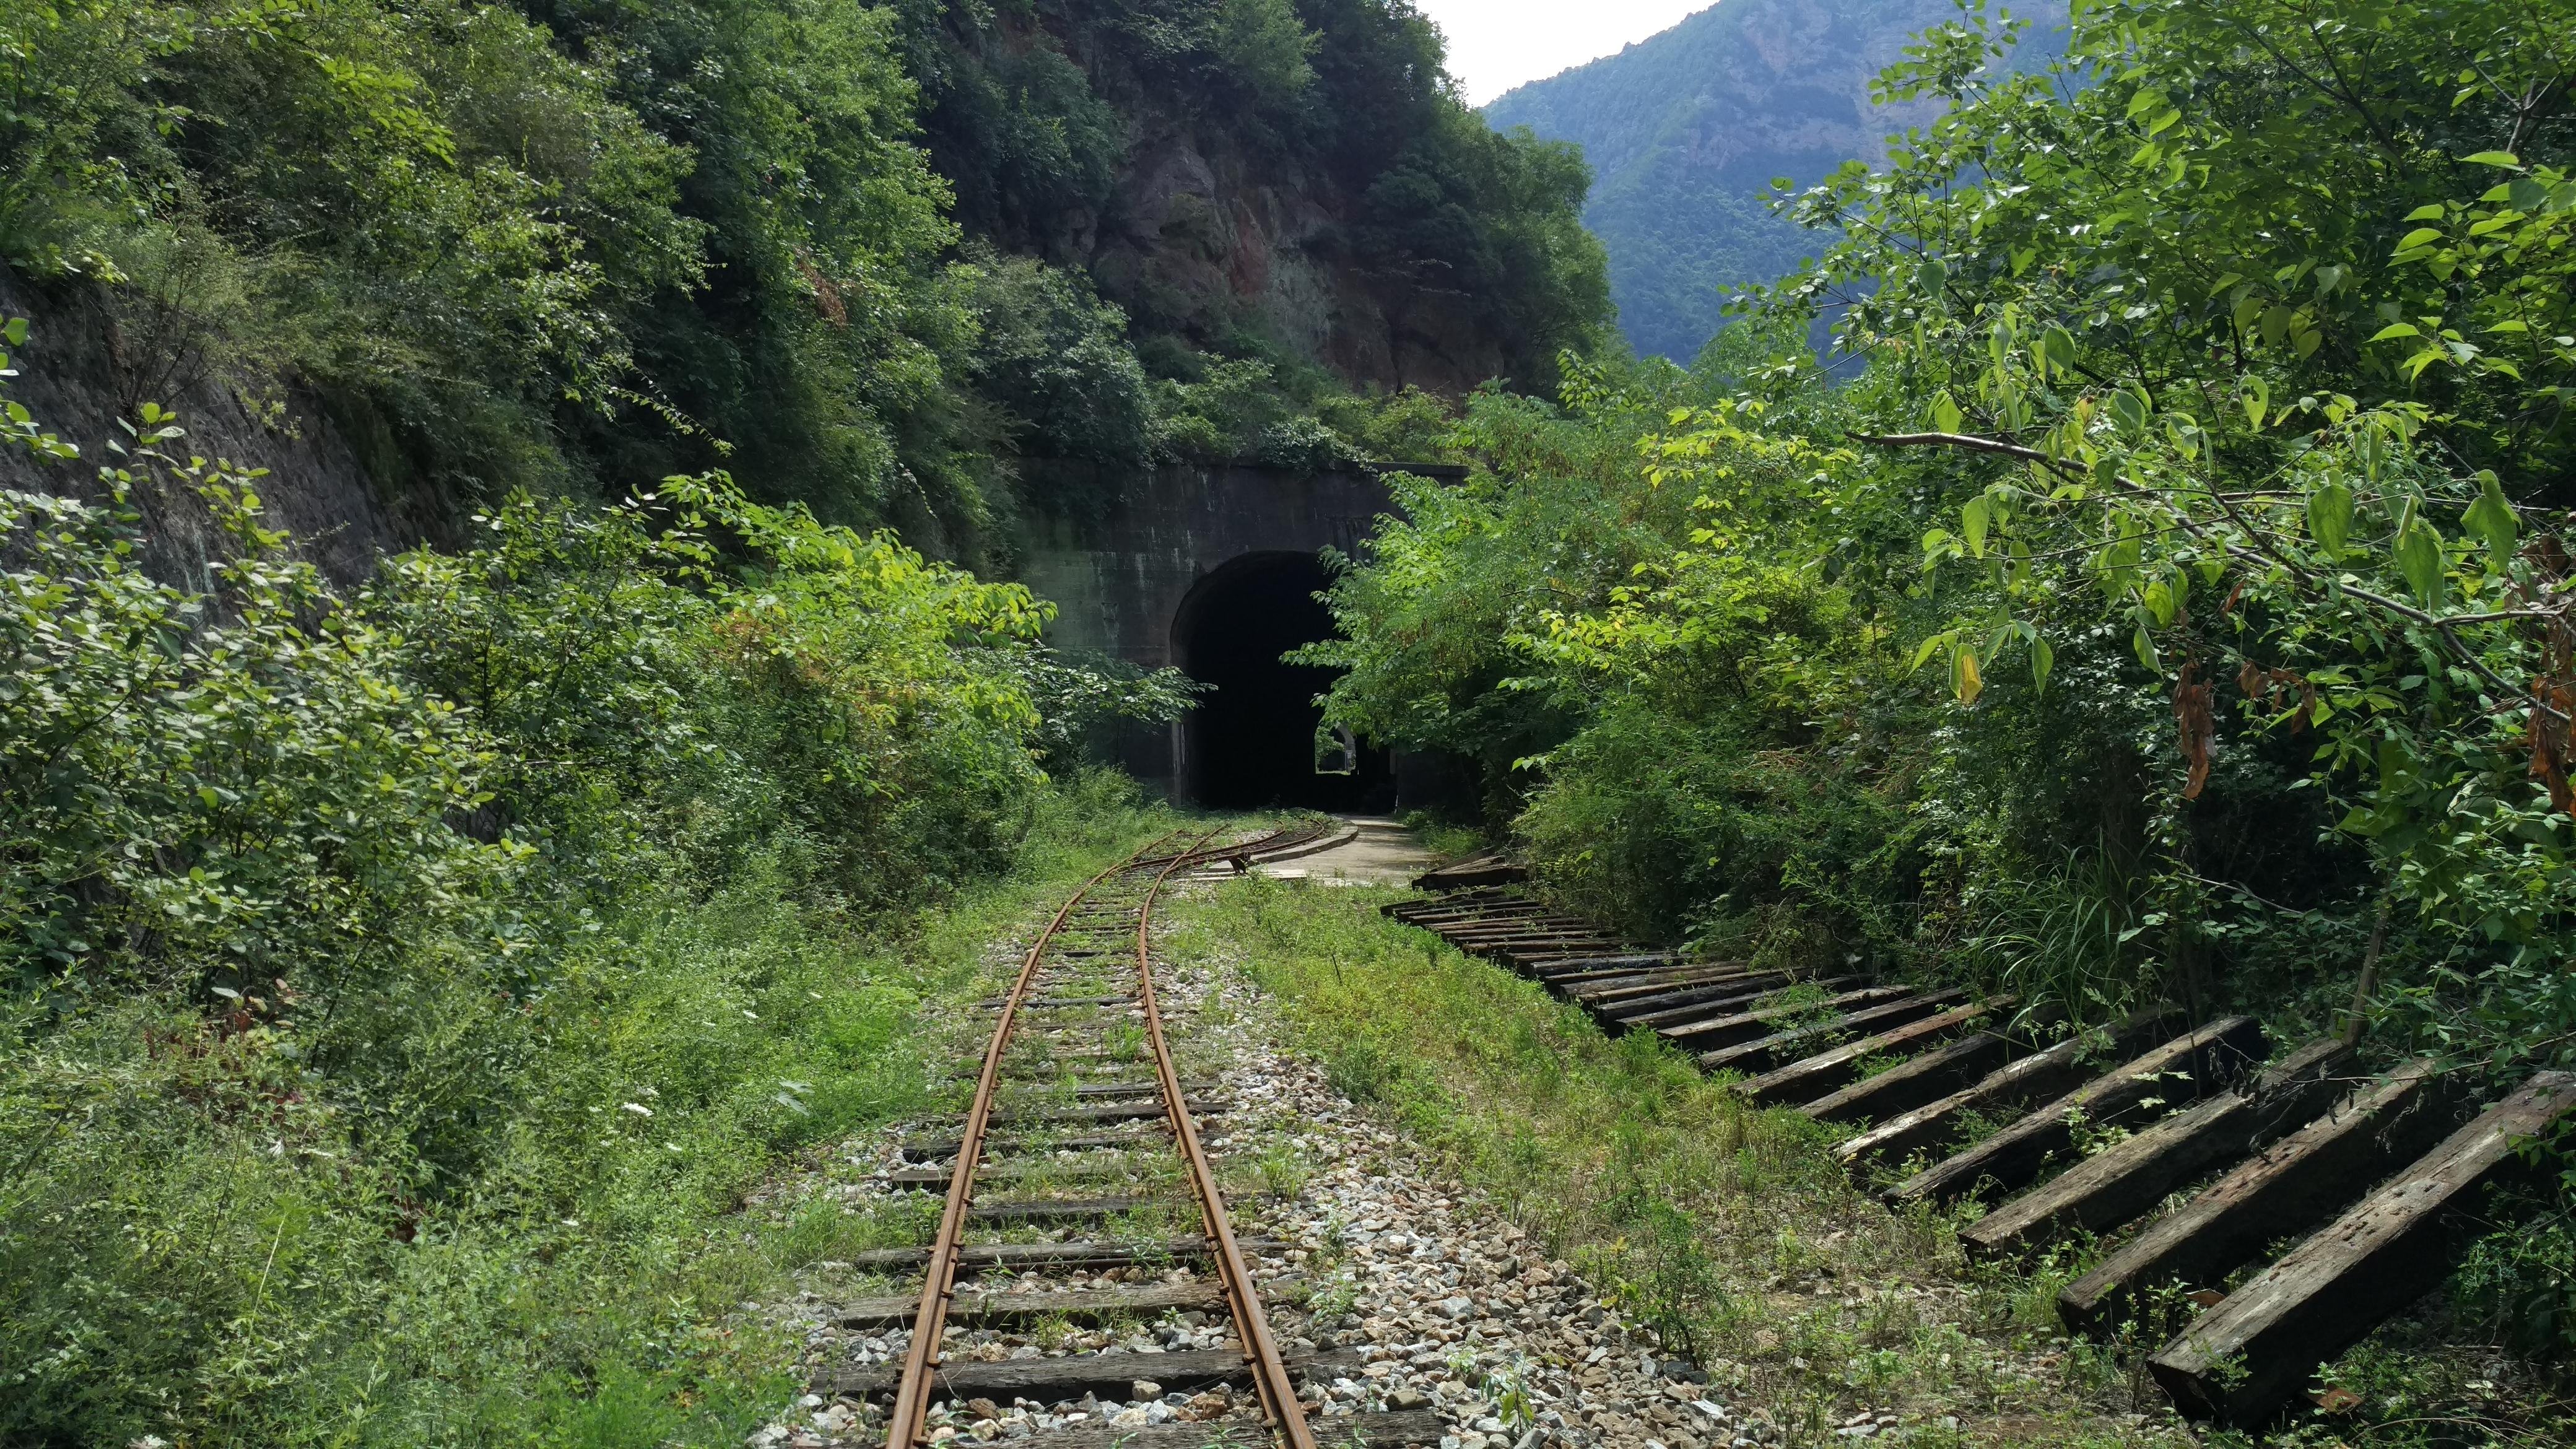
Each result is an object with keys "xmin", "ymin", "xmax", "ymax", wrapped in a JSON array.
[{"xmin": 1175, "ymin": 552, "xmax": 1391, "ymax": 811}]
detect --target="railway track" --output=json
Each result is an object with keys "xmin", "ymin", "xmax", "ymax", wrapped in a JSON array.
[
  {"xmin": 823, "ymin": 821, "xmax": 1442, "ymax": 1449},
  {"xmin": 1386, "ymin": 884, "xmax": 2576, "ymax": 1429}
]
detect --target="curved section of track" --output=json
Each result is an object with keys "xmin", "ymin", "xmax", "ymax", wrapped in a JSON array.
[{"xmin": 882, "ymin": 822, "xmax": 1335, "ymax": 1449}]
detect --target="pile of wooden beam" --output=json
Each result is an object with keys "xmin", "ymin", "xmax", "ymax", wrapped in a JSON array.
[{"xmin": 1382, "ymin": 886, "xmax": 2576, "ymax": 1427}]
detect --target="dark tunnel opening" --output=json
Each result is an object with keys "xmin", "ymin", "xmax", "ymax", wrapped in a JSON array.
[{"xmin": 1175, "ymin": 552, "xmax": 1392, "ymax": 812}]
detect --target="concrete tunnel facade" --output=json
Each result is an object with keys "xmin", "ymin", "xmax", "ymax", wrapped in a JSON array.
[{"xmin": 1014, "ymin": 460, "xmax": 1466, "ymax": 810}]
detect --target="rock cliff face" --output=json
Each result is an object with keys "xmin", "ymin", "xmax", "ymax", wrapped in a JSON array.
[
  {"xmin": 1083, "ymin": 120, "xmax": 1507, "ymax": 396},
  {"xmin": 0, "ymin": 269, "xmax": 417, "ymax": 590},
  {"xmin": 909, "ymin": 3, "xmax": 1595, "ymax": 404}
]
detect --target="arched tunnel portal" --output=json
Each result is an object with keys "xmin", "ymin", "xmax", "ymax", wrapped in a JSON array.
[
  {"xmin": 1011, "ymin": 459, "xmax": 1471, "ymax": 809},
  {"xmin": 1173, "ymin": 552, "xmax": 1391, "ymax": 812}
]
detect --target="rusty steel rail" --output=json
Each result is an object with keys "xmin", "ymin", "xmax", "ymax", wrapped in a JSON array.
[
  {"xmin": 881, "ymin": 830, "xmax": 1185, "ymax": 1449},
  {"xmin": 1133, "ymin": 817, "xmax": 1335, "ymax": 872},
  {"xmin": 1131, "ymin": 839, "xmax": 1320, "ymax": 1449}
]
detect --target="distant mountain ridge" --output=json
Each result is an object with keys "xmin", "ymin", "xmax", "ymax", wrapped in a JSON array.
[{"xmin": 1486, "ymin": 0, "xmax": 2064, "ymax": 362}]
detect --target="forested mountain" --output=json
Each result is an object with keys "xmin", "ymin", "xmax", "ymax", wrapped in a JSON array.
[
  {"xmin": 0, "ymin": 0, "xmax": 1607, "ymax": 566},
  {"xmin": 1484, "ymin": 0, "xmax": 2060, "ymax": 361}
]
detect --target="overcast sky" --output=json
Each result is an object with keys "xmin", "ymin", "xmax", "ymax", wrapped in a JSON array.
[{"xmin": 1414, "ymin": 0, "xmax": 1713, "ymax": 105}]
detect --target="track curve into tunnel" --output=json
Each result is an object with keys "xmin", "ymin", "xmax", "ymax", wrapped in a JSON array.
[{"xmin": 1173, "ymin": 552, "xmax": 1391, "ymax": 811}]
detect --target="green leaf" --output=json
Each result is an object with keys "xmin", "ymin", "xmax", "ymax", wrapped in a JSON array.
[
  {"xmin": 2, "ymin": 318, "xmax": 25, "ymax": 347},
  {"xmin": 2308, "ymin": 481, "xmax": 2354, "ymax": 557},
  {"xmin": 2461, "ymin": 471, "xmax": 2518, "ymax": 567},
  {"xmin": 2403, "ymin": 203, "xmax": 2447, "ymax": 222},
  {"xmin": 2029, "ymin": 632, "xmax": 2053, "ymax": 694},
  {"xmin": 2395, "ymin": 505, "xmax": 2446, "ymax": 607},
  {"xmin": 2241, "ymin": 376, "xmax": 2269, "ymax": 431},
  {"xmin": 1951, "ymin": 643, "xmax": 1983, "ymax": 705},
  {"xmin": 2368, "ymin": 323, "xmax": 2421, "ymax": 342},
  {"xmin": 2396, "ymin": 227, "xmax": 2445, "ymax": 251},
  {"xmin": 1962, "ymin": 497, "xmax": 1991, "ymax": 559},
  {"xmin": 2133, "ymin": 625, "xmax": 2162, "ymax": 675},
  {"xmin": 2041, "ymin": 325, "xmax": 2078, "ymax": 381},
  {"xmin": 1910, "ymin": 633, "xmax": 1947, "ymax": 671},
  {"xmin": 1930, "ymin": 389, "xmax": 1964, "ymax": 435},
  {"xmin": 1918, "ymin": 256, "xmax": 1949, "ymax": 299},
  {"xmin": 2462, "ymin": 150, "xmax": 2523, "ymax": 168}
]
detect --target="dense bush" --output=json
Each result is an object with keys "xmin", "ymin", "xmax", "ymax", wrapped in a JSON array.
[
  {"xmin": 0, "ymin": 0, "xmax": 1606, "ymax": 557},
  {"xmin": 0, "ymin": 350, "xmax": 1183, "ymax": 1443},
  {"xmin": 1315, "ymin": 0, "xmax": 2576, "ymax": 1083}
]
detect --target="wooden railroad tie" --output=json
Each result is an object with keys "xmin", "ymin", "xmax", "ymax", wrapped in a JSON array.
[
  {"xmin": 1957, "ymin": 1037, "xmax": 2352, "ymax": 1258},
  {"xmin": 2057, "ymin": 1058, "xmax": 2468, "ymax": 1338},
  {"xmin": 2148, "ymin": 1071, "xmax": 2576, "ymax": 1425},
  {"xmin": 1832, "ymin": 1006, "xmax": 2187, "ymax": 1172},
  {"xmin": 1731, "ymin": 998, "xmax": 2011, "ymax": 1108},
  {"xmin": 1885, "ymin": 1016, "xmax": 2267, "ymax": 1210}
]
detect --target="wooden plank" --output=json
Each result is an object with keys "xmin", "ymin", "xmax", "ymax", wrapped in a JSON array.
[
  {"xmin": 1959, "ymin": 1038, "xmax": 2351, "ymax": 1258},
  {"xmin": 1569, "ymin": 965, "xmax": 1763, "ymax": 1001},
  {"xmin": 899, "ymin": 1131, "xmax": 1163, "ymax": 1160},
  {"xmin": 1562, "ymin": 965, "xmax": 1741, "ymax": 999},
  {"xmin": 1440, "ymin": 925, "xmax": 1596, "ymax": 944},
  {"xmin": 1614, "ymin": 977, "xmax": 1858, "ymax": 1030},
  {"xmin": 1430, "ymin": 916, "xmax": 1585, "ymax": 936},
  {"xmin": 1653, "ymin": 985, "xmax": 1912, "ymax": 1050},
  {"xmin": 835, "ymin": 1279, "xmax": 1225, "ymax": 1328},
  {"xmin": 1467, "ymin": 938, "xmax": 1619, "ymax": 960},
  {"xmin": 877, "ymin": 1160, "xmax": 1144, "ymax": 1187},
  {"xmin": 1415, "ymin": 853, "xmax": 1528, "ymax": 890},
  {"xmin": 1884, "ymin": 1016, "xmax": 2264, "ymax": 1208},
  {"xmin": 1385, "ymin": 905, "xmax": 1536, "ymax": 927},
  {"xmin": 817, "ymin": 1345, "xmax": 1370, "ymax": 1399},
  {"xmin": 2151, "ymin": 1072, "xmax": 2576, "ymax": 1425},
  {"xmin": 2058, "ymin": 1060, "xmax": 2464, "ymax": 1338},
  {"xmin": 1529, "ymin": 951, "xmax": 1667, "ymax": 972},
  {"xmin": 1803, "ymin": 1030, "xmax": 2007, "ymax": 1125},
  {"xmin": 1595, "ymin": 975, "xmax": 1787, "ymax": 1016},
  {"xmin": 968, "ymin": 1099, "xmax": 1221, "ymax": 1128},
  {"xmin": 975, "ymin": 994, "xmax": 1132, "ymax": 1009},
  {"xmin": 1697, "ymin": 991, "xmax": 1967, "ymax": 1076},
  {"xmin": 1799, "ymin": 1004, "xmax": 2071, "ymax": 1125},
  {"xmin": 846, "ymin": 1237, "xmax": 1281, "ymax": 1273},
  {"xmin": 1733, "ymin": 998, "xmax": 2006, "ymax": 1107},
  {"xmin": 967, "ymin": 1195, "xmax": 1168, "ymax": 1222},
  {"xmin": 1830, "ymin": 1007, "xmax": 2183, "ymax": 1170},
  {"xmin": 1019, "ymin": 1410, "xmax": 1443, "ymax": 1449},
  {"xmin": 1386, "ymin": 890, "xmax": 1531, "ymax": 915},
  {"xmin": 1601, "ymin": 978, "xmax": 1824, "ymax": 1025}
]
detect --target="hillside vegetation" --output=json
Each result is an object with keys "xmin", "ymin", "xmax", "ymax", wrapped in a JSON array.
[
  {"xmin": 1485, "ymin": 0, "xmax": 2063, "ymax": 362},
  {"xmin": 1316, "ymin": 0, "xmax": 2576, "ymax": 1360},
  {"xmin": 0, "ymin": 0, "xmax": 1607, "ymax": 559},
  {"xmin": 0, "ymin": 3, "xmax": 1613, "ymax": 1436},
  {"xmin": 0, "ymin": 349, "xmax": 1204, "ymax": 1440}
]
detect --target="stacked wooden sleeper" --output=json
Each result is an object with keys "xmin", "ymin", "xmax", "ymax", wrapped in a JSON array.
[{"xmin": 1383, "ymin": 883, "xmax": 2576, "ymax": 1429}]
